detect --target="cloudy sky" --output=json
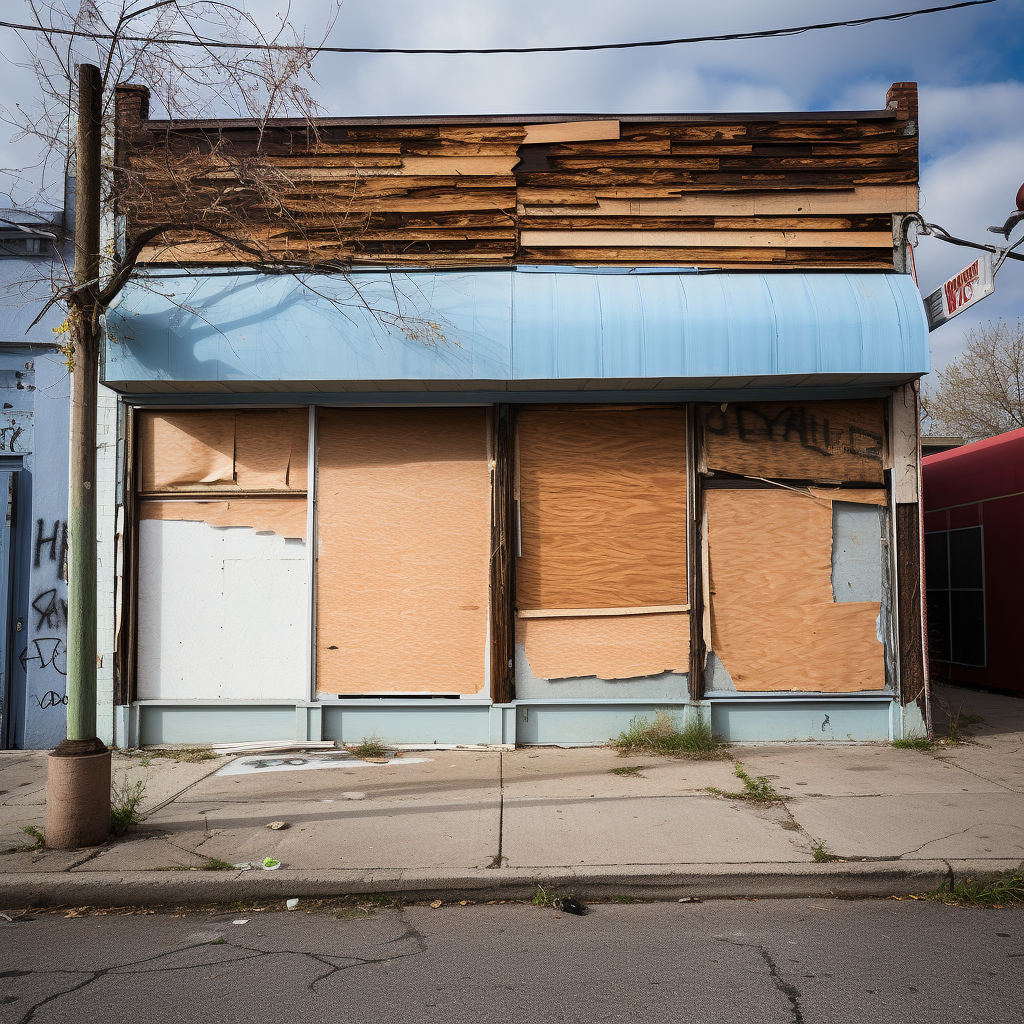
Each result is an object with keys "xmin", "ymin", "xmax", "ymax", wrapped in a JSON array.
[{"xmin": 1, "ymin": 0, "xmax": 1022, "ymax": 373}]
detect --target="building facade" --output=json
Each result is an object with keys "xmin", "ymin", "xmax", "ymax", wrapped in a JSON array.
[
  {"xmin": 923, "ymin": 426, "xmax": 1024, "ymax": 696},
  {"xmin": 0, "ymin": 202, "xmax": 74, "ymax": 749},
  {"xmin": 97, "ymin": 82, "xmax": 931, "ymax": 748}
]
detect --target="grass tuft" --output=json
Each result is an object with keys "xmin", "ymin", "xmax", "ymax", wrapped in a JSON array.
[
  {"xmin": 351, "ymin": 737, "xmax": 388, "ymax": 759},
  {"xmin": 203, "ymin": 857, "xmax": 236, "ymax": 871},
  {"xmin": 936, "ymin": 696, "xmax": 984, "ymax": 745},
  {"xmin": 110, "ymin": 777, "xmax": 147, "ymax": 836},
  {"xmin": 21, "ymin": 825, "xmax": 45, "ymax": 851},
  {"xmin": 812, "ymin": 841, "xmax": 841, "ymax": 863},
  {"xmin": 609, "ymin": 765, "xmax": 647, "ymax": 777},
  {"xmin": 613, "ymin": 711, "xmax": 727, "ymax": 759},
  {"xmin": 893, "ymin": 737, "xmax": 931, "ymax": 751},
  {"xmin": 927, "ymin": 865, "xmax": 1024, "ymax": 908},
  {"xmin": 706, "ymin": 761, "xmax": 781, "ymax": 803},
  {"xmin": 532, "ymin": 884, "xmax": 571, "ymax": 908}
]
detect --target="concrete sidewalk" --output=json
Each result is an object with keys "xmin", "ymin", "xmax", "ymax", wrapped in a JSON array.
[{"xmin": 2, "ymin": 683, "xmax": 1022, "ymax": 906}]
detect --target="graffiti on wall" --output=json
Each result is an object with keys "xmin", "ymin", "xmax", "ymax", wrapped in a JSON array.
[
  {"xmin": 24, "ymin": 517, "xmax": 68, "ymax": 709},
  {"xmin": 0, "ymin": 411, "xmax": 32, "ymax": 453}
]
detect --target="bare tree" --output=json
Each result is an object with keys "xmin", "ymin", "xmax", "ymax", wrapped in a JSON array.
[{"xmin": 923, "ymin": 319, "xmax": 1024, "ymax": 442}]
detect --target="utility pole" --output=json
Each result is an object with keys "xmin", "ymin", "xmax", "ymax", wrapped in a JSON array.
[{"xmin": 44, "ymin": 62, "xmax": 111, "ymax": 849}]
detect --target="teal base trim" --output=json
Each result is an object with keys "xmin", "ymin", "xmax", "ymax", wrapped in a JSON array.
[
  {"xmin": 138, "ymin": 705, "xmax": 298, "ymax": 745},
  {"xmin": 710, "ymin": 699, "xmax": 893, "ymax": 742},
  {"xmin": 321, "ymin": 703, "xmax": 493, "ymax": 746},
  {"xmin": 515, "ymin": 700, "xmax": 694, "ymax": 747},
  {"xmin": 126, "ymin": 696, "xmax": 907, "ymax": 747}
]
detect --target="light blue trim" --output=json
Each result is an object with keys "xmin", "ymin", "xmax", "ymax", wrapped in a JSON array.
[
  {"xmin": 129, "ymin": 696, "xmax": 903, "ymax": 747},
  {"xmin": 103, "ymin": 269, "xmax": 929, "ymax": 389}
]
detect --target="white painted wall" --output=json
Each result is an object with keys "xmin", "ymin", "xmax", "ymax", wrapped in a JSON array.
[{"xmin": 137, "ymin": 519, "xmax": 308, "ymax": 700}]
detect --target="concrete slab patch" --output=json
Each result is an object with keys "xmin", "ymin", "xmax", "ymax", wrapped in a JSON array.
[
  {"xmin": 502, "ymin": 795, "xmax": 808, "ymax": 867},
  {"xmin": 195, "ymin": 803, "xmax": 501, "ymax": 871},
  {"xmin": 789, "ymin": 792, "xmax": 1024, "ymax": 860}
]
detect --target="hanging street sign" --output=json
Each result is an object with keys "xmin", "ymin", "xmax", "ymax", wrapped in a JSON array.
[{"xmin": 923, "ymin": 253, "xmax": 994, "ymax": 332}]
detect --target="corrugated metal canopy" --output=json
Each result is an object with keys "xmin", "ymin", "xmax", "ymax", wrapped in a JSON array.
[{"xmin": 102, "ymin": 268, "xmax": 928, "ymax": 393}]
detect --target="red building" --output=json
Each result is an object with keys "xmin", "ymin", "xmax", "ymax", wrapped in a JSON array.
[{"xmin": 923, "ymin": 427, "xmax": 1024, "ymax": 695}]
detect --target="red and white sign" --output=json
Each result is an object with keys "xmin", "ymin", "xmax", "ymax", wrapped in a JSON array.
[
  {"xmin": 924, "ymin": 254, "xmax": 994, "ymax": 331},
  {"xmin": 941, "ymin": 255, "xmax": 993, "ymax": 318}
]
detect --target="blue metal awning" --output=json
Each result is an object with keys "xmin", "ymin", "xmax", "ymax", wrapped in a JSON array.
[{"xmin": 102, "ymin": 268, "xmax": 929, "ymax": 395}]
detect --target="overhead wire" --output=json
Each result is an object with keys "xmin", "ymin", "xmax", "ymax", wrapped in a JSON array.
[{"xmin": 0, "ymin": 0, "xmax": 1004, "ymax": 55}]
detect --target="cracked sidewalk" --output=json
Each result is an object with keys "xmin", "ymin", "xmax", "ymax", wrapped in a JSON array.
[{"xmin": 1, "ymin": 683, "xmax": 1022, "ymax": 906}]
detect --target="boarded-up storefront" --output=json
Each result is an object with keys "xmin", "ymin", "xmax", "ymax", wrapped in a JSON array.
[{"xmin": 104, "ymin": 84, "xmax": 931, "ymax": 747}]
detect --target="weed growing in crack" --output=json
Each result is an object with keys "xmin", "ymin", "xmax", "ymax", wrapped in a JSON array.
[
  {"xmin": 893, "ymin": 737, "xmax": 931, "ymax": 750},
  {"xmin": 811, "ymin": 841, "xmax": 841, "ymax": 863},
  {"xmin": 936, "ymin": 696, "xmax": 984, "ymax": 745},
  {"xmin": 21, "ymin": 825, "xmax": 45, "ymax": 851},
  {"xmin": 609, "ymin": 765, "xmax": 647, "ymax": 777},
  {"xmin": 350, "ymin": 737, "xmax": 388, "ymax": 759},
  {"xmin": 706, "ymin": 762, "xmax": 781, "ymax": 803},
  {"xmin": 613, "ymin": 711, "xmax": 728, "ymax": 759},
  {"xmin": 927, "ymin": 865, "xmax": 1024, "ymax": 908},
  {"xmin": 110, "ymin": 777, "xmax": 147, "ymax": 836},
  {"xmin": 532, "ymin": 884, "xmax": 571, "ymax": 908},
  {"xmin": 203, "ymin": 857, "xmax": 236, "ymax": 871}
]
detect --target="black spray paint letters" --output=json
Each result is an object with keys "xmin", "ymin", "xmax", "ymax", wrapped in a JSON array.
[
  {"xmin": 32, "ymin": 588, "xmax": 68, "ymax": 631},
  {"xmin": 704, "ymin": 404, "xmax": 883, "ymax": 461},
  {"xmin": 19, "ymin": 637, "xmax": 66, "ymax": 676},
  {"xmin": 34, "ymin": 519, "xmax": 69, "ymax": 577},
  {"xmin": 33, "ymin": 690, "xmax": 68, "ymax": 709}
]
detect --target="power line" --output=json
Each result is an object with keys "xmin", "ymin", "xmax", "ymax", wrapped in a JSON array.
[{"xmin": 0, "ymin": 0, "xmax": 1003, "ymax": 56}]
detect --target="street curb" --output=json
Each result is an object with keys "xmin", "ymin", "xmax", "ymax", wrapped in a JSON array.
[{"xmin": 1, "ymin": 859, "xmax": 1020, "ymax": 908}]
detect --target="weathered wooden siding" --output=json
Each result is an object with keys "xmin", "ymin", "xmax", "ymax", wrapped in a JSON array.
[{"xmin": 114, "ymin": 83, "xmax": 918, "ymax": 270}]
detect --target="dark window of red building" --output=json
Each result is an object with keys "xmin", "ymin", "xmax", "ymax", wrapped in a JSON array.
[{"xmin": 925, "ymin": 526, "xmax": 986, "ymax": 667}]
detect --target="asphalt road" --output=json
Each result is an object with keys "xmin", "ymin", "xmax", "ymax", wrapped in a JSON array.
[{"xmin": 1, "ymin": 898, "xmax": 1022, "ymax": 1024}]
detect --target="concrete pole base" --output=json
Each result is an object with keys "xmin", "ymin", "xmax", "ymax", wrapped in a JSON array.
[{"xmin": 45, "ymin": 743, "xmax": 112, "ymax": 849}]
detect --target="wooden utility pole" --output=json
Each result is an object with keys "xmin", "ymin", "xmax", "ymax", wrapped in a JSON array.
[{"xmin": 45, "ymin": 63, "xmax": 111, "ymax": 849}]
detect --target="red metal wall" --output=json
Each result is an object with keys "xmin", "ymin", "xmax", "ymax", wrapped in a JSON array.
[{"xmin": 923, "ymin": 427, "xmax": 1024, "ymax": 694}]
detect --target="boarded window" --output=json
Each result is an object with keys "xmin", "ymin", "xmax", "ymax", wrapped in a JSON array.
[
  {"xmin": 139, "ymin": 409, "xmax": 308, "ymax": 493},
  {"xmin": 707, "ymin": 488, "xmax": 884, "ymax": 692},
  {"xmin": 516, "ymin": 407, "xmax": 688, "ymax": 610},
  {"xmin": 515, "ymin": 407, "xmax": 688, "ymax": 681},
  {"xmin": 315, "ymin": 408, "xmax": 491, "ymax": 695},
  {"xmin": 135, "ymin": 409, "xmax": 310, "ymax": 702},
  {"xmin": 699, "ymin": 399, "xmax": 885, "ymax": 483}
]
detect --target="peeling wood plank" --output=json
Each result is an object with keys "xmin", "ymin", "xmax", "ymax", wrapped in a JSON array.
[
  {"xmin": 520, "ymin": 229, "xmax": 894, "ymax": 248},
  {"xmin": 522, "ymin": 120, "xmax": 620, "ymax": 145}
]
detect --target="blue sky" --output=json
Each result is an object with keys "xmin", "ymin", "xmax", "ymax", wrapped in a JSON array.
[{"xmin": 1, "ymin": 0, "xmax": 1022, "ymax": 373}]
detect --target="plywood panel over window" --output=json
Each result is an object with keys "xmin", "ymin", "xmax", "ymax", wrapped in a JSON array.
[
  {"xmin": 316, "ymin": 408, "xmax": 491, "ymax": 695},
  {"xmin": 516, "ymin": 407, "xmax": 688, "ymax": 610},
  {"xmin": 139, "ymin": 409, "xmax": 308, "ymax": 493},
  {"xmin": 707, "ymin": 488, "xmax": 884, "ymax": 692}
]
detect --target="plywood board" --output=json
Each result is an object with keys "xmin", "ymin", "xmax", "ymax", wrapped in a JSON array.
[
  {"xmin": 235, "ymin": 409, "xmax": 309, "ymax": 491},
  {"xmin": 701, "ymin": 400, "xmax": 885, "ymax": 483},
  {"xmin": 517, "ymin": 612, "xmax": 690, "ymax": 680},
  {"xmin": 316, "ymin": 408, "xmax": 491, "ymax": 695},
  {"xmin": 140, "ymin": 497, "xmax": 307, "ymax": 540},
  {"xmin": 707, "ymin": 489, "xmax": 884, "ymax": 691},
  {"xmin": 140, "ymin": 409, "xmax": 309, "ymax": 493},
  {"xmin": 517, "ymin": 407, "xmax": 687, "ymax": 609},
  {"xmin": 139, "ymin": 411, "xmax": 235, "ymax": 491}
]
